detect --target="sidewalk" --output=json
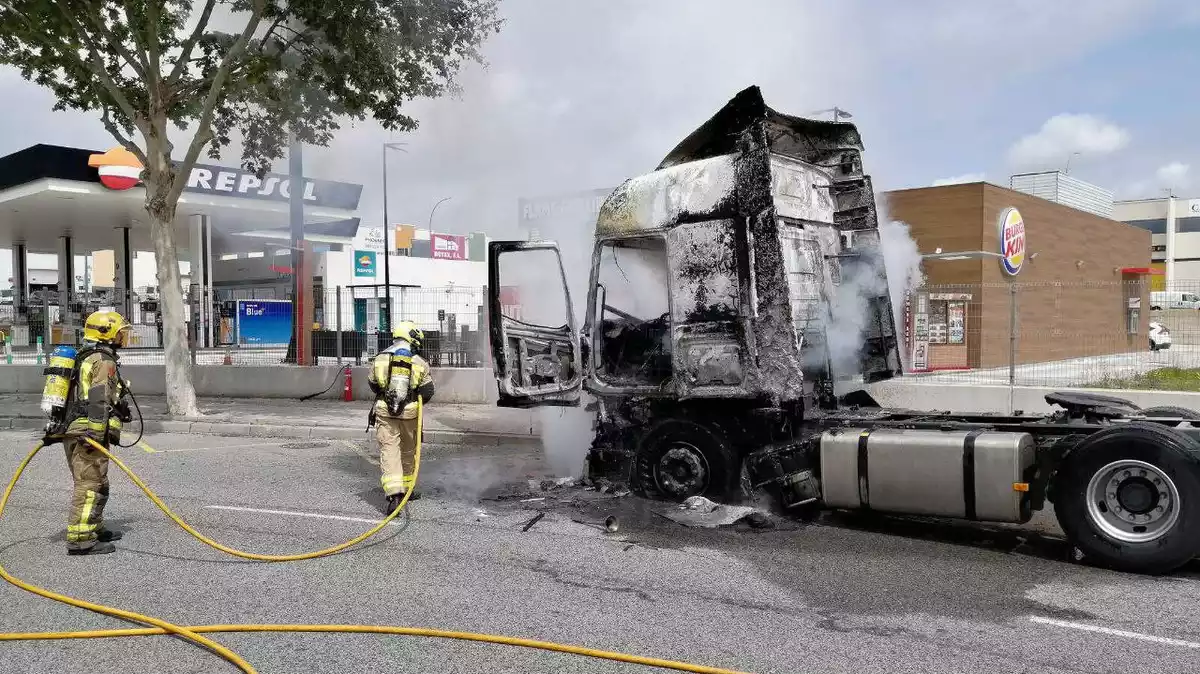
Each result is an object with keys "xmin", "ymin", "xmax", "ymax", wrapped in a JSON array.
[{"xmin": 0, "ymin": 394, "xmax": 542, "ymax": 447}]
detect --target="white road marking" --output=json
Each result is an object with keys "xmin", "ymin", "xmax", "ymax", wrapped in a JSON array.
[
  {"xmin": 154, "ymin": 441, "xmax": 292, "ymax": 453},
  {"xmin": 205, "ymin": 504, "xmax": 400, "ymax": 527},
  {"xmin": 1030, "ymin": 616, "xmax": 1200, "ymax": 649}
]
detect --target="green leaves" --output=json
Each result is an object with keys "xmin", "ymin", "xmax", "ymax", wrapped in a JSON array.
[{"xmin": 0, "ymin": 0, "xmax": 501, "ymax": 178}]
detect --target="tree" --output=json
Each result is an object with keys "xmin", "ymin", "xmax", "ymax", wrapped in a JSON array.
[{"xmin": 0, "ymin": 0, "xmax": 502, "ymax": 415}]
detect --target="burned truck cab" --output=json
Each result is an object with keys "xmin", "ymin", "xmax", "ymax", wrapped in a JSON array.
[{"xmin": 488, "ymin": 86, "xmax": 901, "ymax": 500}]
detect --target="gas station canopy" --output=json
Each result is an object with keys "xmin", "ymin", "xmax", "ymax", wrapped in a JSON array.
[{"xmin": 0, "ymin": 144, "xmax": 364, "ymax": 255}]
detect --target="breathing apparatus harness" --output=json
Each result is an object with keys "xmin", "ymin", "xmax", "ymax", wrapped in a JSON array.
[
  {"xmin": 366, "ymin": 337, "xmax": 418, "ymax": 431},
  {"xmin": 40, "ymin": 342, "xmax": 144, "ymax": 449}
]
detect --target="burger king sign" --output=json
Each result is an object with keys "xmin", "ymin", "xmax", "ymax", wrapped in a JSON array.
[{"xmin": 998, "ymin": 207, "xmax": 1026, "ymax": 276}]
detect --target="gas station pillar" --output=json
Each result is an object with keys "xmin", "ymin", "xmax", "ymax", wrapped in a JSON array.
[
  {"xmin": 56, "ymin": 236, "xmax": 76, "ymax": 344},
  {"xmin": 11, "ymin": 243, "xmax": 28, "ymax": 321},
  {"xmin": 114, "ymin": 226, "xmax": 133, "ymax": 319},
  {"xmin": 189, "ymin": 214, "xmax": 213, "ymax": 348}
]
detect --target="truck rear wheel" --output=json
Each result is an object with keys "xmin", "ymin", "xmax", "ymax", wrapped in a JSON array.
[
  {"xmin": 1140, "ymin": 406, "xmax": 1200, "ymax": 421},
  {"xmin": 634, "ymin": 419, "xmax": 740, "ymax": 502},
  {"xmin": 1054, "ymin": 423, "xmax": 1200, "ymax": 574}
]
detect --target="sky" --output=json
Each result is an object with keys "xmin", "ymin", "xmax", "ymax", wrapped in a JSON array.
[{"xmin": 2, "ymin": 0, "xmax": 1199, "ymax": 285}]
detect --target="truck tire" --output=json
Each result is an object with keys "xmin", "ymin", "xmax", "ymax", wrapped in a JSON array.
[
  {"xmin": 634, "ymin": 418, "xmax": 741, "ymax": 502},
  {"xmin": 1053, "ymin": 422, "xmax": 1200, "ymax": 574},
  {"xmin": 1140, "ymin": 406, "xmax": 1200, "ymax": 421}
]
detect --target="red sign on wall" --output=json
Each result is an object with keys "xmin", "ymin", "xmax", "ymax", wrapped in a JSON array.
[{"xmin": 431, "ymin": 233, "xmax": 467, "ymax": 260}]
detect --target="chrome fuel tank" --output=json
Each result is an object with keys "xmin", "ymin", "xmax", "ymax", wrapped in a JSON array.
[{"xmin": 819, "ymin": 428, "xmax": 1036, "ymax": 523}]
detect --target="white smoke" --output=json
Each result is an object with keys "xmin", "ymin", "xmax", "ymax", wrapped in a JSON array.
[
  {"xmin": 879, "ymin": 219, "xmax": 926, "ymax": 367},
  {"xmin": 537, "ymin": 404, "xmax": 595, "ymax": 478},
  {"xmin": 817, "ymin": 220, "xmax": 924, "ymax": 378}
]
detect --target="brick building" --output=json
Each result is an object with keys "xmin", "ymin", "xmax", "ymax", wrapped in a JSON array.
[{"xmin": 885, "ymin": 182, "xmax": 1154, "ymax": 371}]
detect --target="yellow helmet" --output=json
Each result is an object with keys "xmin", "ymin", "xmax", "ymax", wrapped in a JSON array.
[
  {"xmin": 83, "ymin": 310, "xmax": 132, "ymax": 345},
  {"xmin": 392, "ymin": 320, "xmax": 423, "ymax": 348}
]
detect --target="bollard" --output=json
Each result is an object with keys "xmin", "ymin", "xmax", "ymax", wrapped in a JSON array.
[
  {"xmin": 4, "ymin": 335, "xmax": 11, "ymax": 365},
  {"xmin": 342, "ymin": 364, "xmax": 353, "ymax": 402},
  {"xmin": 35, "ymin": 335, "xmax": 43, "ymax": 365}
]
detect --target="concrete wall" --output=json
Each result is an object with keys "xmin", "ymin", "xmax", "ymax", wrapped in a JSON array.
[
  {"xmin": 6, "ymin": 364, "xmax": 1200, "ymax": 414},
  {"xmin": 865, "ymin": 380, "xmax": 1200, "ymax": 414},
  {"xmin": 0, "ymin": 364, "xmax": 498, "ymax": 404}
]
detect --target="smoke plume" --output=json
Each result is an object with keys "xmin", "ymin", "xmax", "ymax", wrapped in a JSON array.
[{"xmin": 817, "ymin": 220, "xmax": 924, "ymax": 378}]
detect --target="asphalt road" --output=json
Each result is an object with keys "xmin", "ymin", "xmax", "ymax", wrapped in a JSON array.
[{"xmin": 1, "ymin": 429, "xmax": 1199, "ymax": 674}]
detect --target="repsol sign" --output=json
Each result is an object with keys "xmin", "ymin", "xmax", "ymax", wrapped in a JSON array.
[
  {"xmin": 87, "ymin": 146, "xmax": 363, "ymax": 210},
  {"xmin": 187, "ymin": 167, "xmax": 316, "ymax": 201}
]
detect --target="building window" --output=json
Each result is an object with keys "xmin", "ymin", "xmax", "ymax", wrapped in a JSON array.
[{"xmin": 1125, "ymin": 217, "xmax": 1200, "ymax": 234}]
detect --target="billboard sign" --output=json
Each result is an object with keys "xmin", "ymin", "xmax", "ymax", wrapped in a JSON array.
[
  {"xmin": 235, "ymin": 300, "xmax": 292, "ymax": 347},
  {"xmin": 354, "ymin": 250, "xmax": 377, "ymax": 277},
  {"xmin": 998, "ymin": 207, "xmax": 1026, "ymax": 276},
  {"xmin": 431, "ymin": 233, "xmax": 467, "ymax": 260}
]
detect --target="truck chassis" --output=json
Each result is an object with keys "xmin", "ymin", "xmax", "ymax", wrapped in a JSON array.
[{"xmin": 583, "ymin": 390, "xmax": 1200, "ymax": 575}]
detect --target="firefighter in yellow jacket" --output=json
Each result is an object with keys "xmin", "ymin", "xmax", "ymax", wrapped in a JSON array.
[
  {"xmin": 64, "ymin": 311, "xmax": 133, "ymax": 556},
  {"xmin": 368, "ymin": 321, "xmax": 435, "ymax": 512}
]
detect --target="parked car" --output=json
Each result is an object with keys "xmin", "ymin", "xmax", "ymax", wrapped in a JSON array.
[
  {"xmin": 1149, "ymin": 321, "xmax": 1172, "ymax": 351},
  {"xmin": 1150, "ymin": 290, "xmax": 1200, "ymax": 310}
]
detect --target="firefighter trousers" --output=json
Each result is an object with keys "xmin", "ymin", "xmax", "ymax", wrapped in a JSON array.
[
  {"xmin": 64, "ymin": 437, "xmax": 111, "ymax": 550},
  {"xmin": 376, "ymin": 415, "xmax": 419, "ymax": 496}
]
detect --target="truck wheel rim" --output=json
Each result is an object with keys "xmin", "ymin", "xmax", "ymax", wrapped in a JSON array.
[
  {"xmin": 1085, "ymin": 459, "xmax": 1181, "ymax": 544},
  {"xmin": 656, "ymin": 444, "xmax": 709, "ymax": 498}
]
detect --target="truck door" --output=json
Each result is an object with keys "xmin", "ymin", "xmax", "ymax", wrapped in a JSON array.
[{"xmin": 487, "ymin": 241, "xmax": 582, "ymax": 408}]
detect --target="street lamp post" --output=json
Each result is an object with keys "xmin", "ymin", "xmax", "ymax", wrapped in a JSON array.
[
  {"xmin": 381, "ymin": 142, "xmax": 407, "ymax": 335},
  {"xmin": 428, "ymin": 196, "xmax": 452, "ymax": 231}
]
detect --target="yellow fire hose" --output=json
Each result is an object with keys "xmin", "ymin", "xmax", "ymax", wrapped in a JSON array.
[{"xmin": 0, "ymin": 398, "xmax": 750, "ymax": 674}]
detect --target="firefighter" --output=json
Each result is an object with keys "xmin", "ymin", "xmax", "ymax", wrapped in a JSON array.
[
  {"xmin": 368, "ymin": 321, "xmax": 435, "ymax": 512},
  {"xmin": 63, "ymin": 310, "xmax": 133, "ymax": 556}
]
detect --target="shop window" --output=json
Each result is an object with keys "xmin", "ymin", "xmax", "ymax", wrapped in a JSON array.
[{"xmin": 925, "ymin": 298, "xmax": 967, "ymax": 345}]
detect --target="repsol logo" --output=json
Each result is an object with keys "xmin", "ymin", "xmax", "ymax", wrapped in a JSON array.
[{"xmin": 187, "ymin": 168, "xmax": 317, "ymax": 201}]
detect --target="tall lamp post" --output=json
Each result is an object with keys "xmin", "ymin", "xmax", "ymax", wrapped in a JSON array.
[
  {"xmin": 381, "ymin": 141, "xmax": 407, "ymax": 334},
  {"xmin": 428, "ymin": 196, "xmax": 452, "ymax": 230}
]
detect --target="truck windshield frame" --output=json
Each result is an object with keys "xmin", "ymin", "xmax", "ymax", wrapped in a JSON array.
[{"xmin": 586, "ymin": 234, "xmax": 674, "ymax": 392}]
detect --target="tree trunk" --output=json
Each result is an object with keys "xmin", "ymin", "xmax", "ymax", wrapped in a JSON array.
[{"xmin": 143, "ymin": 159, "xmax": 201, "ymax": 418}]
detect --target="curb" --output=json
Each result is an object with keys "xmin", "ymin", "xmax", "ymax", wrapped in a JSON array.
[{"xmin": 0, "ymin": 417, "xmax": 541, "ymax": 449}]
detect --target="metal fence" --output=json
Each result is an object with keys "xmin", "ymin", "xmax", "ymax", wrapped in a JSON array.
[
  {"xmin": 0, "ymin": 285, "xmax": 489, "ymax": 368},
  {"xmin": 902, "ymin": 279, "xmax": 1200, "ymax": 391},
  {"xmin": 8, "ymin": 278, "xmax": 1200, "ymax": 393}
]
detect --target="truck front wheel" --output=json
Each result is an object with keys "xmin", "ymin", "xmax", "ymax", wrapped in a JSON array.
[
  {"xmin": 1054, "ymin": 423, "xmax": 1200, "ymax": 574},
  {"xmin": 634, "ymin": 419, "xmax": 740, "ymax": 502}
]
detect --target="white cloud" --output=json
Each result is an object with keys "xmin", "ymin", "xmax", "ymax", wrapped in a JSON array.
[
  {"xmin": 1156, "ymin": 161, "xmax": 1190, "ymax": 188},
  {"xmin": 1006, "ymin": 114, "xmax": 1130, "ymax": 168},
  {"xmin": 931, "ymin": 173, "xmax": 985, "ymax": 187}
]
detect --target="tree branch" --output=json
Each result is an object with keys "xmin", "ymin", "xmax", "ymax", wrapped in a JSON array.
[
  {"xmin": 166, "ymin": 0, "xmax": 217, "ymax": 85},
  {"xmin": 48, "ymin": 2, "xmax": 146, "ymax": 133},
  {"xmin": 99, "ymin": 104, "xmax": 148, "ymax": 166},
  {"xmin": 72, "ymin": 2, "xmax": 149, "ymax": 78},
  {"xmin": 257, "ymin": 12, "xmax": 287, "ymax": 53},
  {"xmin": 169, "ymin": 0, "xmax": 268, "ymax": 202},
  {"xmin": 145, "ymin": 0, "xmax": 162, "ymax": 85}
]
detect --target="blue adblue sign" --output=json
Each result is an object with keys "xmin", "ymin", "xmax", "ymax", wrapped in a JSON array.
[{"xmin": 235, "ymin": 300, "xmax": 292, "ymax": 347}]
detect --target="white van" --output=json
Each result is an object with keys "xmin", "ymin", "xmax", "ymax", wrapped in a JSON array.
[{"xmin": 1150, "ymin": 290, "xmax": 1200, "ymax": 310}]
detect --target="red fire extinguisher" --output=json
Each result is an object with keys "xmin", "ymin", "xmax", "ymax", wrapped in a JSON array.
[{"xmin": 342, "ymin": 364, "xmax": 353, "ymax": 402}]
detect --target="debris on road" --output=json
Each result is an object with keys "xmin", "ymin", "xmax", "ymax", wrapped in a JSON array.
[
  {"xmin": 521, "ymin": 512, "xmax": 546, "ymax": 532},
  {"xmin": 658, "ymin": 496, "xmax": 766, "ymax": 529}
]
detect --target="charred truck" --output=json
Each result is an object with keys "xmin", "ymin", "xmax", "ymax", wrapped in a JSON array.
[{"xmin": 487, "ymin": 86, "xmax": 1200, "ymax": 575}]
